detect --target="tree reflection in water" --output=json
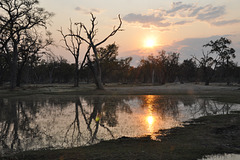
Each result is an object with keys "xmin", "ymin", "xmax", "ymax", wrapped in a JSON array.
[
  {"xmin": 0, "ymin": 95, "xmax": 239, "ymax": 156},
  {"xmin": 0, "ymin": 99, "xmax": 42, "ymax": 155},
  {"xmin": 56, "ymin": 96, "xmax": 133, "ymax": 147}
]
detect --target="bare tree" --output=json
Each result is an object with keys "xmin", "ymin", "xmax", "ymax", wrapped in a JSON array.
[
  {"xmin": 0, "ymin": 0, "xmax": 53, "ymax": 89},
  {"xmin": 59, "ymin": 20, "xmax": 83, "ymax": 87},
  {"xmin": 70, "ymin": 13, "xmax": 122, "ymax": 90}
]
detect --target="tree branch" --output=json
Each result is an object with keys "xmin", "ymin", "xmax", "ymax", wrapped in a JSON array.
[{"xmin": 96, "ymin": 14, "xmax": 122, "ymax": 47}]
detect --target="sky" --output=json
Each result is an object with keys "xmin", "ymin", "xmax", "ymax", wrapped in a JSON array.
[{"xmin": 39, "ymin": 0, "xmax": 240, "ymax": 66}]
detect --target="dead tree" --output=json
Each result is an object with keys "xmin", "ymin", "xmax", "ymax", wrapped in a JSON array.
[
  {"xmin": 70, "ymin": 13, "xmax": 122, "ymax": 90},
  {"xmin": 59, "ymin": 20, "xmax": 82, "ymax": 87}
]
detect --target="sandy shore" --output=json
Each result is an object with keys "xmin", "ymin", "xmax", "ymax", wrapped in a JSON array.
[
  {"xmin": 1, "ymin": 83, "xmax": 240, "ymax": 98},
  {"xmin": 104, "ymin": 83, "xmax": 240, "ymax": 95}
]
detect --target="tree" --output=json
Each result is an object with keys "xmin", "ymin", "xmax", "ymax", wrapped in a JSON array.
[
  {"xmin": 136, "ymin": 51, "xmax": 180, "ymax": 84},
  {"xmin": 203, "ymin": 37, "xmax": 236, "ymax": 85},
  {"xmin": 16, "ymin": 30, "xmax": 53, "ymax": 86},
  {"xmin": 0, "ymin": 0, "xmax": 53, "ymax": 89},
  {"xmin": 117, "ymin": 57, "xmax": 132, "ymax": 83},
  {"xmin": 165, "ymin": 52, "xmax": 180, "ymax": 82},
  {"xmin": 193, "ymin": 50, "xmax": 215, "ymax": 85},
  {"xmin": 96, "ymin": 43, "xmax": 119, "ymax": 84},
  {"xmin": 59, "ymin": 20, "xmax": 83, "ymax": 87},
  {"xmin": 0, "ymin": 54, "xmax": 9, "ymax": 85},
  {"xmin": 137, "ymin": 58, "xmax": 153, "ymax": 83},
  {"xmin": 70, "ymin": 13, "xmax": 122, "ymax": 90},
  {"xmin": 179, "ymin": 58, "xmax": 197, "ymax": 82}
]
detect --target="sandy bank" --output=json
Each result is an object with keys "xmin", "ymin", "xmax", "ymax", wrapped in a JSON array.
[{"xmin": 1, "ymin": 83, "xmax": 240, "ymax": 98}]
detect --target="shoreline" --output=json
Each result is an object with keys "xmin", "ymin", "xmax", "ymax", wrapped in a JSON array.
[{"xmin": 1, "ymin": 83, "xmax": 240, "ymax": 98}]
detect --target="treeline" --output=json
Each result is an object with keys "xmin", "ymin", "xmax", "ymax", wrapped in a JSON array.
[{"xmin": 1, "ymin": 41, "xmax": 239, "ymax": 86}]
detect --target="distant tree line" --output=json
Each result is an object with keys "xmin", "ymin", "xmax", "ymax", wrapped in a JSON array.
[{"xmin": 0, "ymin": 38, "xmax": 239, "ymax": 87}]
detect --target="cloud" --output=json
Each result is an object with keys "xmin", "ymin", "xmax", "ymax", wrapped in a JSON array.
[
  {"xmin": 212, "ymin": 19, "xmax": 240, "ymax": 26},
  {"xmin": 188, "ymin": 6, "xmax": 204, "ymax": 17},
  {"xmin": 174, "ymin": 20, "xmax": 193, "ymax": 25},
  {"xmin": 75, "ymin": 6, "xmax": 102, "ymax": 14},
  {"xmin": 123, "ymin": 13, "xmax": 171, "ymax": 27},
  {"xmin": 123, "ymin": 2, "xmax": 240, "ymax": 28},
  {"xmin": 196, "ymin": 5, "xmax": 225, "ymax": 21},
  {"xmin": 167, "ymin": 2, "xmax": 193, "ymax": 16}
]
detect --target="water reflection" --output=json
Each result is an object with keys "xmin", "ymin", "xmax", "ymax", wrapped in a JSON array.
[
  {"xmin": 145, "ymin": 95, "xmax": 155, "ymax": 133},
  {"xmin": 0, "ymin": 95, "xmax": 239, "ymax": 155},
  {"xmin": 200, "ymin": 154, "xmax": 240, "ymax": 160}
]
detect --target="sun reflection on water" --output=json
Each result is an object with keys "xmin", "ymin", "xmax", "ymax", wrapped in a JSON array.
[
  {"xmin": 145, "ymin": 95, "xmax": 158, "ymax": 135},
  {"xmin": 146, "ymin": 115, "xmax": 155, "ymax": 134},
  {"xmin": 147, "ymin": 115, "xmax": 154, "ymax": 125}
]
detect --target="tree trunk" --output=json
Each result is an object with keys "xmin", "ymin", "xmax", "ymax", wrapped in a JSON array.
[
  {"xmin": 152, "ymin": 69, "xmax": 155, "ymax": 85},
  {"xmin": 16, "ymin": 62, "xmax": 26, "ymax": 87},
  {"xmin": 91, "ymin": 46, "xmax": 104, "ymax": 90},
  {"xmin": 204, "ymin": 67, "xmax": 210, "ymax": 86},
  {"xmin": 16, "ymin": 69, "xmax": 22, "ymax": 87},
  {"xmin": 10, "ymin": 41, "xmax": 18, "ymax": 89},
  {"xmin": 74, "ymin": 58, "xmax": 79, "ymax": 87},
  {"xmin": 0, "ymin": 66, "xmax": 5, "ymax": 86},
  {"xmin": 226, "ymin": 59, "xmax": 230, "ymax": 86},
  {"xmin": 94, "ymin": 62, "xmax": 104, "ymax": 90},
  {"xmin": 205, "ymin": 80, "xmax": 209, "ymax": 86},
  {"xmin": 49, "ymin": 69, "xmax": 54, "ymax": 83}
]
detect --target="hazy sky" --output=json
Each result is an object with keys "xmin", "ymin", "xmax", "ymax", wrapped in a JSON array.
[{"xmin": 40, "ymin": 0, "xmax": 240, "ymax": 66}]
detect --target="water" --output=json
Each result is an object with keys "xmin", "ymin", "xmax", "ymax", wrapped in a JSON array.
[
  {"xmin": 200, "ymin": 154, "xmax": 240, "ymax": 160},
  {"xmin": 0, "ymin": 95, "xmax": 239, "ymax": 155}
]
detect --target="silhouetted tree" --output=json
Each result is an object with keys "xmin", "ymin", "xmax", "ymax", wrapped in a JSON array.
[
  {"xmin": 117, "ymin": 57, "xmax": 132, "ymax": 83},
  {"xmin": 0, "ymin": 0, "xmax": 53, "ymax": 89},
  {"xmin": 59, "ymin": 20, "xmax": 83, "ymax": 87},
  {"xmin": 137, "ymin": 51, "xmax": 179, "ymax": 84},
  {"xmin": 16, "ymin": 31, "xmax": 53, "ymax": 86},
  {"xmin": 96, "ymin": 43, "xmax": 119, "ymax": 84},
  {"xmin": 0, "ymin": 53, "xmax": 9, "ymax": 85},
  {"xmin": 203, "ymin": 37, "xmax": 236, "ymax": 85},
  {"xmin": 193, "ymin": 50, "xmax": 215, "ymax": 85},
  {"xmin": 94, "ymin": 43, "xmax": 132, "ymax": 84},
  {"xmin": 179, "ymin": 58, "xmax": 197, "ymax": 82},
  {"xmin": 69, "ymin": 13, "xmax": 122, "ymax": 90}
]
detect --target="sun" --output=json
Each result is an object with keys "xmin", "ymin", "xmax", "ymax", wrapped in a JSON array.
[{"xmin": 144, "ymin": 38, "xmax": 156, "ymax": 48}]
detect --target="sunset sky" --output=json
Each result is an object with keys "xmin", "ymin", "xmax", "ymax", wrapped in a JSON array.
[{"xmin": 40, "ymin": 0, "xmax": 240, "ymax": 66}]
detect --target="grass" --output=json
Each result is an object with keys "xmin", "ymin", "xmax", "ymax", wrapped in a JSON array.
[{"xmin": 2, "ymin": 114, "xmax": 240, "ymax": 160}]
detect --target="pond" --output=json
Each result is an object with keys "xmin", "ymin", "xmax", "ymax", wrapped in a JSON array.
[{"xmin": 0, "ymin": 95, "xmax": 239, "ymax": 156}]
